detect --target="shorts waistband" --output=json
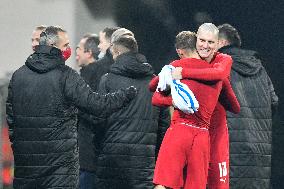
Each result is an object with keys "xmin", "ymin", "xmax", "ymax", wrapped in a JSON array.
[{"xmin": 180, "ymin": 122, "xmax": 208, "ymax": 130}]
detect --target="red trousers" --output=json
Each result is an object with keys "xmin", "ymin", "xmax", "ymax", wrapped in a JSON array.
[
  {"xmin": 153, "ymin": 122, "xmax": 210, "ymax": 189},
  {"xmin": 207, "ymin": 103, "xmax": 229, "ymax": 189}
]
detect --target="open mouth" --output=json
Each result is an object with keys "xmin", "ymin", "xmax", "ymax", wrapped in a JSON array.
[{"xmin": 199, "ymin": 49, "xmax": 210, "ymax": 54}]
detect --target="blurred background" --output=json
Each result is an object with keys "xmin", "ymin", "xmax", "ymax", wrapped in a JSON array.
[{"xmin": 0, "ymin": 0, "xmax": 283, "ymax": 188}]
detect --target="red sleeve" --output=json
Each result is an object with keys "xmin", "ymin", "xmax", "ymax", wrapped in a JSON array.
[
  {"xmin": 152, "ymin": 92, "xmax": 173, "ymax": 107},
  {"xmin": 169, "ymin": 60, "xmax": 180, "ymax": 67},
  {"xmin": 181, "ymin": 53, "xmax": 233, "ymax": 81},
  {"xmin": 219, "ymin": 78, "xmax": 240, "ymax": 114},
  {"xmin": 149, "ymin": 60, "xmax": 180, "ymax": 92},
  {"xmin": 148, "ymin": 76, "xmax": 159, "ymax": 92}
]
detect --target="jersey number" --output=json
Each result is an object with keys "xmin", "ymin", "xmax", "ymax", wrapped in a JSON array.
[{"xmin": 218, "ymin": 162, "xmax": 227, "ymax": 177}]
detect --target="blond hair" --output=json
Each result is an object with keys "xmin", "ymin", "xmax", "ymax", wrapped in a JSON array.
[{"xmin": 197, "ymin": 23, "xmax": 219, "ymax": 38}]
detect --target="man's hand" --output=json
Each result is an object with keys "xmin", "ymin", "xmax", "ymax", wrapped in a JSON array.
[
  {"xmin": 172, "ymin": 99, "xmax": 179, "ymax": 109},
  {"xmin": 125, "ymin": 86, "xmax": 138, "ymax": 100},
  {"xmin": 171, "ymin": 67, "xmax": 183, "ymax": 80}
]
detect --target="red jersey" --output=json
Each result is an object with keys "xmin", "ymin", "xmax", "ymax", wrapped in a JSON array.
[
  {"xmin": 181, "ymin": 52, "xmax": 232, "ymax": 81},
  {"xmin": 151, "ymin": 58, "xmax": 238, "ymax": 129},
  {"xmin": 150, "ymin": 53, "xmax": 240, "ymax": 189},
  {"xmin": 149, "ymin": 53, "xmax": 240, "ymax": 114}
]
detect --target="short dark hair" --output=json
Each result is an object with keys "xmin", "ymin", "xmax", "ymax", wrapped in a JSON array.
[
  {"xmin": 218, "ymin": 23, "xmax": 242, "ymax": 47},
  {"xmin": 175, "ymin": 31, "xmax": 197, "ymax": 52},
  {"xmin": 102, "ymin": 27, "xmax": 121, "ymax": 40},
  {"xmin": 112, "ymin": 35, "xmax": 138, "ymax": 53},
  {"xmin": 84, "ymin": 34, "xmax": 100, "ymax": 59}
]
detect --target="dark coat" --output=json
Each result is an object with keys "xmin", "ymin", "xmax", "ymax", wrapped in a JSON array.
[
  {"xmin": 95, "ymin": 52, "xmax": 170, "ymax": 189},
  {"xmin": 220, "ymin": 46, "xmax": 278, "ymax": 189},
  {"xmin": 78, "ymin": 49, "xmax": 114, "ymax": 172},
  {"xmin": 80, "ymin": 48, "xmax": 114, "ymax": 91},
  {"xmin": 6, "ymin": 45, "xmax": 135, "ymax": 189}
]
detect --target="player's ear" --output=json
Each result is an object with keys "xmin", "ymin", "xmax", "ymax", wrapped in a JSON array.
[{"xmin": 176, "ymin": 48, "xmax": 183, "ymax": 58}]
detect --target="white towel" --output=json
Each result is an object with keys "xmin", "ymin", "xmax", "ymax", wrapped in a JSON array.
[{"xmin": 157, "ymin": 65, "xmax": 199, "ymax": 114}]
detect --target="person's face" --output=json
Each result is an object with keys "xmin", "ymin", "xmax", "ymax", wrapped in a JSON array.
[
  {"xmin": 196, "ymin": 30, "xmax": 218, "ymax": 62},
  {"xmin": 56, "ymin": 31, "xmax": 70, "ymax": 51},
  {"xmin": 98, "ymin": 31, "xmax": 110, "ymax": 54},
  {"xmin": 75, "ymin": 38, "xmax": 90, "ymax": 67},
  {"xmin": 31, "ymin": 29, "xmax": 43, "ymax": 51},
  {"xmin": 217, "ymin": 39, "xmax": 229, "ymax": 50}
]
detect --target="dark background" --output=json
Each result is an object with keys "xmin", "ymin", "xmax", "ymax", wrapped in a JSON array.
[{"xmin": 84, "ymin": 0, "xmax": 283, "ymax": 188}]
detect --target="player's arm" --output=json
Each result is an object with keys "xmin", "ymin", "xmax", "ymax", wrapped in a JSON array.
[
  {"xmin": 176, "ymin": 54, "xmax": 233, "ymax": 81},
  {"xmin": 149, "ymin": 60, "xmax": 181, "ymax": 92},
  {"xmin": 219, "ymin": 78, "xmax": 240, "ymax": 114},
  {"xmin": 148, "ymin": 75, "xmax": 159, "ymax": 92},
  {"xmin": 152, "ymin": 91, "xmax": 173, "ymax": 107}
]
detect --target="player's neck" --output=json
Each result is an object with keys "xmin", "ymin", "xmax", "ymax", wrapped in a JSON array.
[{"xmin": 184, "ymin": 51, "xmax": 200, "ymax": 59}]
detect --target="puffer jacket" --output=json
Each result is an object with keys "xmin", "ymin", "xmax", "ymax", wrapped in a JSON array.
[
  {"xmin": 220, "ymin": 46, "xmax": 278, "ymax": 189},
  {"xmin": 78, "ymin": 63, "xmax": 97, "ymax": 172},
  {"xmin": 6, "ymin": 45, "xmax": 136, "ymax": 189},
  {"xmin": 95, "ymin": 52, "xmax": 170, "ymax": 189},
  {"xmin": 78, "ymin": 48, "xmax": 115, "ymax": 172}
]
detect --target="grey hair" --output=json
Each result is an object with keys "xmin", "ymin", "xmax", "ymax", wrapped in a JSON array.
[
  {"xmin": 197, "ymin": 23, "xmax": 219, "ymax": 38},
  {"xmin": 111, "ymin": 28, "xmax": 134, "ymax": 44},
  {"xmin": 39, "ymin": 26, "xmax": 66, "ymax": 46}
]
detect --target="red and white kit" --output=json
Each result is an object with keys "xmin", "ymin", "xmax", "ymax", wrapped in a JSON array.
[{"xmin": 149, "ymin": 56, "xmax": 240, "ymax": 189}]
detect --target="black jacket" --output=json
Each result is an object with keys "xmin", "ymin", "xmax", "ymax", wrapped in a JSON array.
[
  {"xmin": 219, "ymin": 46, "xmax": 278, "ymax": 189},
  {"xmin": 6, "ymin": 45, "xmax": 135, "ymax": 189},
  {"xmin": 78, "ymin": 49, "xmax": 114, "ymax": 172},
  {"xmin": 95, "ymin": 52, "xmax": 170, "ymax": 189},
  {"xmin": 80, "ymin": 49, "xmax": 114, "ymax": 91}
]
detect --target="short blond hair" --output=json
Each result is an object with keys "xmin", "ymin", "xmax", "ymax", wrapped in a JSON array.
[
  {"xmin": 197, "ymin": 23, "xmax": 219, "ymax": 38},
  {"xmin": 111, "ymin": 28, "xmax": 134, "ymax": 44},
  {"xmin": 112, "ymin": 35, "xmax": 138, "ymax": 53}
]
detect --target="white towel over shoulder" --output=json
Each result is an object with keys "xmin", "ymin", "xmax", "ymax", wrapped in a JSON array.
[{"xmin": 157, "ymin": 65, "xmax": 199, "ymax": 114}]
